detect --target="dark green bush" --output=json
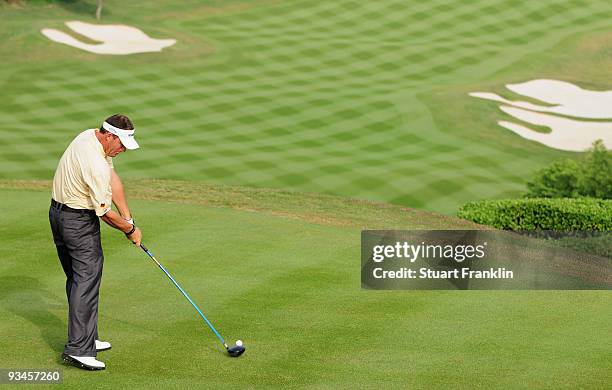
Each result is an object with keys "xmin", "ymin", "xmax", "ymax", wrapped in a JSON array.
[
  {"xmin": 525, "ymin": 159, "xmax": 581, "ymax": 198},
  {"xmin": 457, "ymin": 198, "xmax": 612, "ymax": 231},
  {"xmin": 578, "ymin": 140, "xmax": 611, "ymax": 199},
  {"xmin": 525, "ymin": 140, "xmax": 611, "ymax": 199}
]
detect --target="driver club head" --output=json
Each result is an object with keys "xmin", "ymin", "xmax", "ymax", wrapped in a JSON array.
[{"xmin": 226, "ymin": 344, "xmax": 246, "ymax": 357}]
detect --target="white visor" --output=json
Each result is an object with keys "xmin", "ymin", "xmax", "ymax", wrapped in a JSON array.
[{"xmin": 102, "ymin": 121, "xmax": 139, "ymax": 150}]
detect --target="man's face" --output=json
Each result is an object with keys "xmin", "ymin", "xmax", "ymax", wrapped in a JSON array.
[{"xmin": 104, "ymin": 133, "xmax": 127, "ymax": 157}]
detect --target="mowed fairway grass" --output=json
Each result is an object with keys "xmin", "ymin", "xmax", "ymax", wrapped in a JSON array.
[
  {"xmin": 0, "ymin": 184, "xmax": 610, "ymax": 389},
  {"xmin": 2, "ymin": 1, "xmax": 612, "ymax": 213},
  {"xmin": 1, "ymin": 1, "xmax": 611, "ymax": 388}
]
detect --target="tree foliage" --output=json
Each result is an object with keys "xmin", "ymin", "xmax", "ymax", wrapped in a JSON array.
[{"xmin": 525, "ymin": 140, "xmax": 611, "ymax": 199}]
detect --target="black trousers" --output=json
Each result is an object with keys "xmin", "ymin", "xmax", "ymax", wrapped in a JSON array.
[{"xmin": 49, "ymin": 200, "xmax": 104, "ymax": 357}]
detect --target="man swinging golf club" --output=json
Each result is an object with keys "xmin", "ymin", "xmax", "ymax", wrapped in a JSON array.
[{"xmin": 49, "ymin": 114, "xmax": 142, "ymax": 371}]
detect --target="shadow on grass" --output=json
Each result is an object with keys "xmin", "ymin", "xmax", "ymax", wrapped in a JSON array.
[{"xmin": 0, "ymin": 276, "xmax": 66, "ymax": 354}]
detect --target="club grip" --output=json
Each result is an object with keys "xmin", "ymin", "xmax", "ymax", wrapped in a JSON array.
[{"xmin": 140, "ymin": 243, "xmax": 149, "ymax": 253}]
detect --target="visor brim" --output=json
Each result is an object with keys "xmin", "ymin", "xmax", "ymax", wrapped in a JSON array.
[{"xmin": 118, "ymin": 135, "xmax": 139, "ymax": 150}]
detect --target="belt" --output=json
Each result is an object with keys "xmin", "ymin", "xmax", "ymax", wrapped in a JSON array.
[{"xmin": 51, "ymin": 199, "xmax": 96, "ymax": 215}]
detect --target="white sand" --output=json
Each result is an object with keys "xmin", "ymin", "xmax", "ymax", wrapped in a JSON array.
[
  {"xmin": 41, "ymin": 21, "xmax": 176, "ymax": 55},
  {"xmin": 470, "ymin": 79, "xmax": 612, "ymax": 151},
  {"xmin": 499, "ymin": 106, "xmax": 612, "ymax": 152},
  {"xmin": 471, "ymin": 79, "xmax": 612, "ymax": 119}
]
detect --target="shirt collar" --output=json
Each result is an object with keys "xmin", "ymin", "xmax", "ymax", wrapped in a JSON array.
[{"xmin": 93, "ymin": 129, "xmax": 107, "ymax": 158}]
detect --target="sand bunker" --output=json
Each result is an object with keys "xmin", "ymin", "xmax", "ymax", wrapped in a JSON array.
[
  {"xmin": 41, "ymin": 21, "xmax": 176, "ymax": 55},
  {"xmin": 499, "ymin": 106, "xmax": 612, "ymax": 152},
  {"xmin": 470, "ymin": 79, "xmax": 612, "ymax": 151}
]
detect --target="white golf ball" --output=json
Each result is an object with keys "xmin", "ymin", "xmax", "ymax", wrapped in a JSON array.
[{"xmin": 236, "ymin": 340, "xmax": 243, "ymax": 347}]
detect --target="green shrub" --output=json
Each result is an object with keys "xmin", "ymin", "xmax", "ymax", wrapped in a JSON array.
[
  {"xmin": 525, "ymin": 140, "xmax": 611, "ymax": 199},
  {"xmin": 457, "ymin": 198, "xmax": 612, "ymax": 231},
  {"xmin": 578, "ymin": 140, "xmax": 611, "ymax": 199},
  {"xmin": 525, "ymin": 159, "xmax": 581, "ymax": 198}
]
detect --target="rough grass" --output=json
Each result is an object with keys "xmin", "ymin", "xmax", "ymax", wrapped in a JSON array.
[{"xmin": 0, "ymin": 179, "xmax": 484, "ymax": 229}]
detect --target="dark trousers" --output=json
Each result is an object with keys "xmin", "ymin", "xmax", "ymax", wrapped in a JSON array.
[{"xmin": 49, "ymin": 200, "xmax": 104, "ymax": 357}]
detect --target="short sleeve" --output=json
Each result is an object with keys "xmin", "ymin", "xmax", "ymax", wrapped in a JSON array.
[{"xmin": 82, "ymin": 160, "xmax": 112, "ymax": 216}]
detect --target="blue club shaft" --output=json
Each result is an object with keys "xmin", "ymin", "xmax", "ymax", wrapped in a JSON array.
[{"xmin": 140, "ymin": 244, "xmax": 227, "ymax": 347}]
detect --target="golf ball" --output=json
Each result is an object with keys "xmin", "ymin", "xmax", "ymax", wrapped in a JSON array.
[{"xmin": 236, "ymin": 340, "xmax": 243, "ymax": 347}]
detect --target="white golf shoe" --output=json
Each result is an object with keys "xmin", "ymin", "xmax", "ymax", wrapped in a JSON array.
[
  {"xmin": 62, "ymin": 354, "xmax": 105, "ymax": 371},
  {"xmin": 95, "ymin": 340, "xmax": 112, "ymax": 352}
]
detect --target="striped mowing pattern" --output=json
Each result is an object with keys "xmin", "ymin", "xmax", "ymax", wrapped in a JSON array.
[{"xmin": 1, "ymin": 0, "xmax": 611, "ymax": 213}]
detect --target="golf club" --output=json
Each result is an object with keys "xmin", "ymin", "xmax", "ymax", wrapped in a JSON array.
[{"xmin": 139, "ymin": 243, "xmax": 245, "ymax": 357}]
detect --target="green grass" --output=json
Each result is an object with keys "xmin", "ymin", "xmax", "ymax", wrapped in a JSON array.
[
  {"xmin": 0, "ymin": 178, "xmax": 485, "ymax": 229},
  {"xmin": 1, "ymin": 2, "xmax": 611, "ymax": 388},
  {"xmin": 0, "ymin": 186, "xmax": 610, "ymax": 389},
  {"xmin": 2, "ymin": 1, "xmax": 612, "ymax": 214}
]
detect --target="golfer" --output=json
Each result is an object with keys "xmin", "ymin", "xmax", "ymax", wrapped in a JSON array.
[{"xmin": 49, "ymin": 114, "xmax": 142, "ymax": 371}]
